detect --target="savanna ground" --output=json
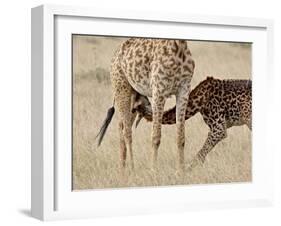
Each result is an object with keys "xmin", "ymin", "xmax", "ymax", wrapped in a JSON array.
[{"xmin": 72, "ymin": 35, "xmax": 252, "ymax": 190}]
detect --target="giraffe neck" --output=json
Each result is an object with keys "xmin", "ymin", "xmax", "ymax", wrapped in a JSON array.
[
  {"xmin": 140, "ymin": 83, "xmax": 206, "ymax": 125},
  {"xmin": 161, "ymin": 85, "xmax": 204, "ymax": 124}
]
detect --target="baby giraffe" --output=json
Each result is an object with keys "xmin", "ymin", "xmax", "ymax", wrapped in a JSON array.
[{"xmin": 133, "ymin": 76, "xmax": 252, "ymax": 169}]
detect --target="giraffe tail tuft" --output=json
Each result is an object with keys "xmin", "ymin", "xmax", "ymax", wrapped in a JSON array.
[{"xmin": 95, "ymin": 106, "xmax": 115, "ymax": 147}]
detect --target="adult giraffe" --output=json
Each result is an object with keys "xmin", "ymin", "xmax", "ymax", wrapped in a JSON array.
[{"xmin": 97, "ymin": 38, "xmax": 195, "ymax": 172}]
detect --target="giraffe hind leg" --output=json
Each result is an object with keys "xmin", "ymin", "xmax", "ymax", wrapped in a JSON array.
[
  {"xmin": 118, "ymin": 122, "xmax": 127, "ymax": 169},
  {"xmin": 113, "ymin": 77, "xmax": 136, "ymax": 171},
  {"xmin": 118, "ymin": 111, "xmax": 137, "ymax": 170}
]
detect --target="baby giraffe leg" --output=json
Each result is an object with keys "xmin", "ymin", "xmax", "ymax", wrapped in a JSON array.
[{"xmin": 189, "ymin": 122, "xmax": 227, "ymax": 170}]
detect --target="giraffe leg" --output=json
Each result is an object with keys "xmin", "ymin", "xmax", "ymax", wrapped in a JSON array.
[
  {"xmin": 128, "ymin": 111, "xmax": 137, "ymax": 170},
  {"xmin": 188, "ymin": 122, "xmax": 227, "ymax": 170},
  {"xmin": 118, "ymin": 111, "xmax": 137, "ymax": 171},
  {"xmin": 118, "ymin": 122, "xmax": 127, "ymax": 169},
  {"xmin": 112, "ymin": 75, "xmax": 135, "ymax": 171},
  {"xmin": 151, "ymin": 93, "xmax": 165, "ymax": 170},
  {"xmin": 176, "ymin": 83, "xmax": 191, "ymax": 171},
  {"xmin": 121, "ymin": 104, "xmax": 135, "ymax": 171}
]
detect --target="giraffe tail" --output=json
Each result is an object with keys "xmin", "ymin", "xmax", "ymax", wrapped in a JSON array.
[{"xmin": 95, "ymin": 104, "xmax": 115, "ymax": 147}]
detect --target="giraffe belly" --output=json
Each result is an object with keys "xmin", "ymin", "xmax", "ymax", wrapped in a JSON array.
[
  {"xmin": 126, "ymin": 73, "xmax": 188, "ymax": 98},
  {"xmin": 127, "ymin": 77, "xmax": 152, "ymax": 97}
]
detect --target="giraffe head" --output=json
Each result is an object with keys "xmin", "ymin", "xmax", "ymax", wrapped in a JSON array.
[{"xmin": 132, "ymin": 94, "xmax": 152, "ymax": 128}]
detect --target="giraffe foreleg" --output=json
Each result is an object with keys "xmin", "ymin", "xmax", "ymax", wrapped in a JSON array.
[
  {"xmin": 151, "ymin": 94, "xmax": 165, "ymax": 170},
  {"xmin": 176, "ymin": 82, "xmax": 191, "ymax": 171},
  {"xmin": 188, "ymin": 123, "xmax": 227, "ymax": 171}
]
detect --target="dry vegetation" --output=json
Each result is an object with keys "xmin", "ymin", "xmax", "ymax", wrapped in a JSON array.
[{"xmin": 72, "ymin": 35, "xmax": 252, "ymax": 190}]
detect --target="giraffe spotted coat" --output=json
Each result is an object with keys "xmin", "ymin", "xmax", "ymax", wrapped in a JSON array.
[
  {"xmin": 133, "ymin": 76, "xmax": 252, "ymax": 168},
  {"xmin": 97, "ymin": 38, "xmax": 195, "ymax": 171}
]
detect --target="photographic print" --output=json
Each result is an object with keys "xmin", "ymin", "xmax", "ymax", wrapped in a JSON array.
[{"xmin": 72, "ymin": 36, "xmax": 252, "ymax": 190}]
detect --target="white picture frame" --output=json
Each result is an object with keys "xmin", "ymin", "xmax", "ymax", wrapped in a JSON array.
[{"xmin": 31, "ymin": 4, "xmax": 274, "ymax": 221}]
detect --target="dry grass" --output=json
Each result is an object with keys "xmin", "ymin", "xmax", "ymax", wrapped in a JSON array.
[{"xmin": 72, "ymin": 36, "xmax": 252, "ymax": 190}]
